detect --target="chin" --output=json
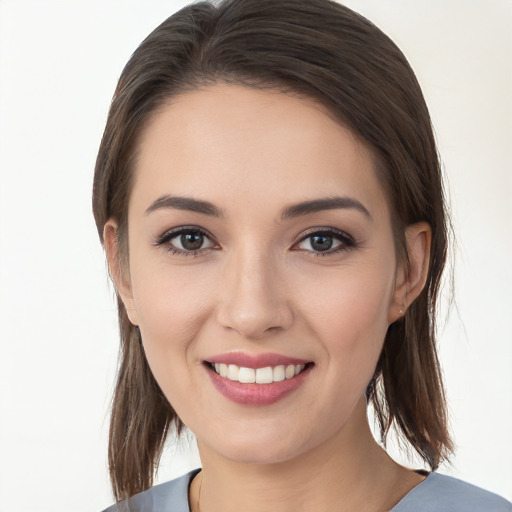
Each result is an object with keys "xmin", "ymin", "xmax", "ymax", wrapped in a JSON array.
[
  {"xmin": 195, "ymin": 418, "xmax": 328, "ymax": 467},
  {"xmin": 218, "ymin": 441, "xmax": 303, "ymax": 466}
]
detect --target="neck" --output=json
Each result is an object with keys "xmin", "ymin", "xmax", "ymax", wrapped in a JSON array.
[{"xmin": 190, "ymin": 398, "xmax": 423, "ymax": 512}]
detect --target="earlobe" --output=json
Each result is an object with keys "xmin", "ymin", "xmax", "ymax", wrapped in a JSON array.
[
  {"xmin": 103, "ymin": 221, "xmax": 139, "ymax": 326},
  {"xmin": 389, "ymin": 222, "xmax": 431, "ymax": 324}
]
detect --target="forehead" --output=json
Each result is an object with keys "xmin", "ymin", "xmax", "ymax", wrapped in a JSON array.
[{"xmin": 130, "ymin": 84, "xmax": 389, "ymax": 219}]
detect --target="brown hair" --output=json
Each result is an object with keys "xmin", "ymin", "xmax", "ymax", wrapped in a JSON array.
[{"xmin": 93, "ymin": 0, "xmax": 453, "ymax": 501}]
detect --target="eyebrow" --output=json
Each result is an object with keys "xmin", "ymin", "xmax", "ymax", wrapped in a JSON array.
[
  {"xmin": 281, "ymin": 196, "xmax": 371, "ymax": 220},
  {"xmin": 145, "ymin": 194, "xmax": 370, "ymax": 220},
  {"xmin": 145, "ymin": 195, "xmax": 223, "ymax": 217}
]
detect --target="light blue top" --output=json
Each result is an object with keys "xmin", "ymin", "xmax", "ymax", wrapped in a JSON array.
[{"xmin": 102, "ymin": 469, "xmax": 512, "ymax": 512}]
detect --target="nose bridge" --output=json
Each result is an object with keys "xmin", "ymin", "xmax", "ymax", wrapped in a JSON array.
[{"xmin": 217, "ymin": 240, "xmax": 292, "ymax": 338}]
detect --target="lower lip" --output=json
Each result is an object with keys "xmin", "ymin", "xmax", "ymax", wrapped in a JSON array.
[{"xmin": 206, "ymin": 364, "xmax": 312, "ymax": 406}]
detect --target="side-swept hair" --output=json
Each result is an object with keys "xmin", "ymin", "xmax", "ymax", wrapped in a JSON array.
[{"xmin": 93, "ymin": 0, "xmax": 453, "ymax": 501}]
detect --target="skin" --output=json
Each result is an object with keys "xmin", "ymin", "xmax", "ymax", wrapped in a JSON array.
[{"xmin": 105, "ymin": 84, "xmax": 431, "ymax": 512}]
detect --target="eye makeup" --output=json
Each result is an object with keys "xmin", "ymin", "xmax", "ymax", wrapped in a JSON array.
[
  {"xmin": 154, "ymin": 225, "xmax": 219, "ymax": 257},
  {"xmin": 154, "ymin": 223, "xmax": 358, "ymax": 259},
  {"xmin": 293, "ymin": 226, "xmax": 358, "ymax": 257}
]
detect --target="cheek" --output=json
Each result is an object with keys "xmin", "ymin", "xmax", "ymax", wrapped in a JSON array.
[
  {"xmin": 298, "ymin": 259, "xmax": 394, "ymax": 376},
  {"xmin": 302, "ymin": 260, "xmax": 394, "ymax": 336},
  {"xmin": 128, "ymin": 256, "xmax": 215, "ymax": 373}
]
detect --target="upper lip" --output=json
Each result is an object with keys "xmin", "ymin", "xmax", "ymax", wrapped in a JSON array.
[{"xmin": 205, "ymin": 352, "xmax": 311, "ymax": 368}]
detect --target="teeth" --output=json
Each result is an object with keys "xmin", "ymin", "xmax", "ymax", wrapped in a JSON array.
[
  {"xmin": 273, "ymin": 365, "xmax": 285, "ymax": 382},
  {"xmin": 239, "ymin": 367, "xmax": 256, "ymax": 383},
  {"xmin": 285, "ymin": 365, "xmax": 295, "ymax": 379},
  {"xmin": 228, "ymin": 364, "xmax": 239, "ymax": 381},
  {"xmin": 256, "ymin": 367, "xmax": 273, "ymax": 384},
  {"xmin": 211, "ymin": 362, "xmax": 306, "ymax": 383}
]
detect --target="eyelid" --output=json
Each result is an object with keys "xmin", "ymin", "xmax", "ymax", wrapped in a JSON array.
[
  {"xmin": 154, "ymin": 225, "xmax": 219, "ymax": 254},
  {"xmin": 154, "ymin": 225, "xmax": 356, "ymax": 256},
  {"xmin": 292, "ymin": 226, "xmax": 356, "ymax": 255}
]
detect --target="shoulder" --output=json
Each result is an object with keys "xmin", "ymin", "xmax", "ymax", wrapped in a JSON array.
[
  {"xmin": 391, "ymin": 472, "xmax": 512, "ymax": 512},
  {"xmin": 101, "ymin": 469, "xmax": 200, "ymax": 512}
]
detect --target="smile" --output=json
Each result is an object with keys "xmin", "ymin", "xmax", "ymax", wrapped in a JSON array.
[
  {"xmin": 209, "ymin": 362, "xmax": 307, "ymax": 384},
  {"xmin": 204, "ymin": 355, "xmax": 314, "ymax": 406}
]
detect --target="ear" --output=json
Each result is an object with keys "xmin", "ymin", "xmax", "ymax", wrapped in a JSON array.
[
  {"xmin": 103, "ymin": 220, "xmax": 139, "ymax": 326},
  {"xmin": 388, "ymin": 222, "xmax": 431, "ymax": 324}
]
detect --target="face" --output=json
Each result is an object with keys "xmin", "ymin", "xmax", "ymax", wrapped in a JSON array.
[{"xmin": 111, "ymin": 84, "xmax": 411, "ymax": 465}]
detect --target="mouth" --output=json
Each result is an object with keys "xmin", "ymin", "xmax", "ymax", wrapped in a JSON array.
[
  {"xmin": 203, "ymin": 355, "xmax": 314, "ymax": 406},
  {"xmin": 204, "ymin": 361, "xmax": 312, "ymax": 384}
]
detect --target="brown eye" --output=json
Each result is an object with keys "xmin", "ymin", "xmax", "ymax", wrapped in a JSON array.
[
  {"xmin": 164, "ymin": 229, "xmax": 215, "ymax": 253},
  {"xmin": 180, "ymin": 232, "xmax": 204, "ymax": 250}
]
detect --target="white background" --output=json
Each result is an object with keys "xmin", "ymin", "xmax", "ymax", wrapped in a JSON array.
[{"xmin": 0, "ymin": 1, "xmax": 511, "ymax": 510}]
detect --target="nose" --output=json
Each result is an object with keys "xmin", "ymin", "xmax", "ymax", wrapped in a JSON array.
[{"xmin": 216, "ymin": 246, "xmax": 294, "ymax": 340}]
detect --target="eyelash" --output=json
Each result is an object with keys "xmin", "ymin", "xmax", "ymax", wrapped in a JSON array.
[
  {"xmin": 294, "ymin": 227, "xmax": 356, "ymax": 257},
  {"xmin": 154, "ymin": 226, "xmax": 356, "ymax": 257},
  {"xmin": 155, "ymin": 226, "xmax": 218, "ymax": 257}
]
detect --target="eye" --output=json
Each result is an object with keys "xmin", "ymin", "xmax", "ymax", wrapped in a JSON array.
[
  {"xmin": 155, "ymin": 227, "xmax": 217, "ymax": 255},
  {"xmin": 295, "ymin": 228, "xmax": 355, "ymax": 255}
]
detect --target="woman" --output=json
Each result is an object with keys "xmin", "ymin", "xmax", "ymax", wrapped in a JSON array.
[{"xmin": 93, "ymin": 0, "xmax": 511, "ymax": 510}]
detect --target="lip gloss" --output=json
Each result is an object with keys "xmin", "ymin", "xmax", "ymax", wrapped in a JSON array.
[{"xmin": 204, "ymin": 352, "xmax": 313, "ymax": 406}]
